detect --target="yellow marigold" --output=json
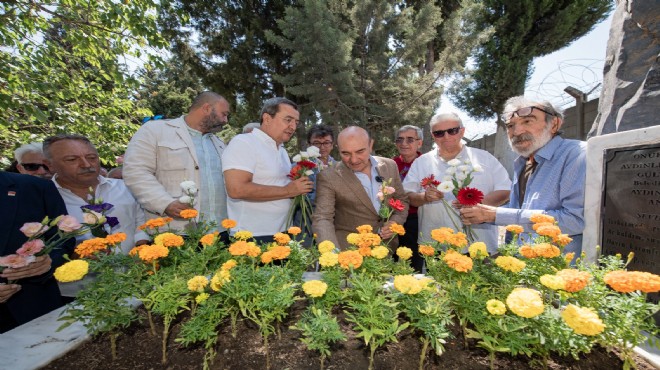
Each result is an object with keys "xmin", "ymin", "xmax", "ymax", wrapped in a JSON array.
[
  {"xmin": 506, "ymin": 288, "xmax": 544, "ymax": 318},
  {"xmin": 318, "ymin": 240, "xmax": 336, "ymax": 254},
  {"xmin": 495, "ymin": 256, "xmax": 526, "ymax": 273},
  {"xmin": 561, "ymin": 304, "xmax": 605, "ymax": 336},
  {"xmin": 448, "ymin": 232, "xmax": 468, "ymax": 249},
  {"xmin": 553, "ymin": 234, "xmax": 573, "ymax": 247},
  {"xmin": 505, "ymin": 224, "xmax": 524, "ymax": 234},
  {"xmin": 486, "ymin": 299, "xmax": 507, "ymax": 315},
  {"xmin": 536, "ymin": 224, "xmax": 561, "ymax": 239},
  {"xmin": 540, "ymin": 275, "xmax": 566, "ymax": 290},
  {"xmin": 519, "ymin": 245, "xmax": 537, "ymax": 258},
  {"xmin": 302, "ymin": 280, "xmax": 328, "ymax": 298},
  {"xmin": 396, "ymin": 247, "xmax": 413, "ymax": 260},
  {"xmin": 443, "ymin": 250, "xmax": 473, "ymax": 272},
  {"xmin": 418, "ymin": 245, "xmax": 435, "ymax": 257},
  {"xmin": 228, "ymin": 240, "xmax": 249, "ymax": 256},
  {"xmin": 529, "ymin": 214, "xmax": 555, "ymax": 225},
  {"xmin": 180, "ymin": 209, "xmax": 198, "ymax": 219},
  {"xmin": 393, "ymin": 275, "xmax": 429, "ymax": 295},
  {"xmin": 233, "ymin": 230, "xmax": 253, "ymax": 240},
  {"xmin": 221, "ymin": 259, "xmax": 238, "ymax": 271},
  {"xmin": 138, "ymin": 244, "xmax": 169, "ymax": 263},
  {"xmin": 319, "ymin": 252, "xmax": 339, "ymax": 267},
  {"xmin": 138, "ymin": 217, "xmax": 173, "ymax": 230},
  {"xmin": 221, "ymin": 218, "xmax": 237, "ymax": 229},
  {"xmin": 604, "ymin": 270, "xmax": 660, "ymax": 294},
  {"xmin": 556, "ymin": 269, "xmax": 591, "ymax": 293},
  {"xmin": 358, "ymin": 245, "xmax": 372, "ymax": 257},
  {"xmin": 200, "ymin": 233, "xmax": 218, "ymax": 247},
  {"xmin": 154, "ymin": 232, "xmax": 185, "ymax": 248},
  {"xmin": 389, "ymin": 223, "xmax": 405, "ymax": 236},
  {"xmin": 346, "ymin": 233, "xmax": 360, "ymax": 245},
  {"xmin": 129, "ymin": 244, "xmax": 146, "ymax": 257},
  {"xmin": 430, "ymin": 227, "xmax": 454, "ymax": 243},
  {"xmin": 287, "ymin": 226, "xmax": 302, "ymax": 236},
  {"xmin": 371, "ymin": 246, "xmax": 389, "ymax": 259},
  {"xmin": 356, "ymin": 225, "xmax": 373, "ymax": 234},
  {"xmin": 187, "ymin": 276, "xmax": 209, "ymax": 292},
  {"xmin": 338, "ymin": 250, "xmax": 363, "ymax": 269},
  {"xmin": 533, "ymin": 243, "xmax": 561, "ymax": 258},
  {"xmin": 54, "ymin": 260, "xmax": 89, "ymax": 282},
  {"xmin": 532, "ymin": 221, "xmax": 555, "ymax": 232},
  {"xmin": 75, "ymin": 237, "xmax": 109, "ymax": 258},
  {"xmin": 105, "ymin": 232, "xmax": 127, "ymax": 245},
  {"xmin": 468, "ymin": 242, "xmax": 488, "ymax": 259},
  {"xmin": 273, "ymin": 232, "xmax": 291, "ymax": 245},
  {"xmin": 564, "ymin": 252, "xmax": 576, "ymax": 266},
  {"xmin": 196, "ymin": 293, "xmax": 210, "ymax": 304},
  {"xmin": 246, "ymin": 243, "xmax": 262, "ymax": 257},
  {"xmin": 210, "ymin": 270, "xmax": 231, "ymax": 291}
]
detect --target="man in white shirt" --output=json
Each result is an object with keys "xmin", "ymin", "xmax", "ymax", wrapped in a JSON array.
[{"xmin": 222, "ymin": 97, "xmax": 313, "ymax": 242}]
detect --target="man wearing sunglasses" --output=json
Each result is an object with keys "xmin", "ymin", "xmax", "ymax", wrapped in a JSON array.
[
  {"xmin": 403, "ymin": 113, "xmax": 511, "ymax": 254},
  {"xmin": 460, "ymin": 96, "xmax": 586, "ymax": 256},
  {"xmin": 14, "ymin": 142, "xmax": 52, "ymax": 180}
]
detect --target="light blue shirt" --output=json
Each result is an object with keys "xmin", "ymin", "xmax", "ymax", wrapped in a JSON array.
[
  {"xmin": 354, "ymin": 156, "xmax": 382, "ymax": 212},
  {"xmin": 188, "ymin": 127, "xmax": 228, "ymax": 231},
  {"xmin": 495, "ymin": 135, "xmax": 586, "ymax": 254}
]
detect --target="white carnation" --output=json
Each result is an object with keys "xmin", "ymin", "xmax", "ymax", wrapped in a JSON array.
[
  {"xmin": 180, "ymin": 180, "xmax": 196, "ymax": 192},
  {"xmin": 292, "ymin": 154, "xmax": 302, "ymax": 162},
  {"xmin": 442, "ymin": 175, "xmax": 453, "ymax": 182},
  {"xmin": 437, "ymin": 182, "xmax": 455, "ymax": 193},
  {"xmin": 179, "ymin": 195, "xmax": 191, "ymax": 204},
  {"xmin": 458, "ymin": 165, "xmax": 470, "ymax": 172},
  {"xmin": 304, "ymin": 170, "xmax": 314, "ymax": 176},
  {"xmin": 472, "ymin": 164, "xmax": 483, "ymax": 172},
  {"xmin": 306, "ymin": 146, "xmax": 321, "ymax": 157},
  {"xmin": 447, "ymin": 159, "xmax": 461, "ymax": 167},
  {"xmin": 444, "ymin": 166, "xmax": 457, "ymax": 175},
  {"xmin": 456, "ymin": 172, "xmax": 468, "ymax": 181}
]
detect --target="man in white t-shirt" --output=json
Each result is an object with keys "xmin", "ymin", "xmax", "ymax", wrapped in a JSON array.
[
  {"xmin": 403, "ymin": 113, "xmax": 511, "ymax": 254},
  {"xmin": 222, "ymin": 97, "xmax": 313, "ymax": 242}
]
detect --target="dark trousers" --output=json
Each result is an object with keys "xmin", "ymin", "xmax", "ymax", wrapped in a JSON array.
[{"xmin": 399, "ymin": 213, "xmax": 423, "ymax": 273}]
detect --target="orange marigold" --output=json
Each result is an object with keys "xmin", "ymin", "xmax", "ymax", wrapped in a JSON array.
[
  {"xmin": 443, "ymin": 250, "xmax": 473, "ymax": 272},
  {"xmin": 261, "ymin": 251, "xmax": 275, "ymax": 264},
  {"xmin": 200, "ymin": 233, "xmax": 218, "ymax": 247},
  {"xmin": 129, "ymin": 244, "xmax": 146, "ymax": 257},
  {"xmin": 273, "ymin": 232, "xmax": 291, "ymax": 245},
  {"xmin": 246, "ymin": 243, "xmax": 262, "ymax": 257},
  {"xmin": 519, "ymin": 245, "xmax": 537, "ymax": 258},
  {"xmin": 419, "ymin": 245, "xmax": 435, "ymax": 257},
  {"xmin": 529, "ymin": 214, "xmax": 555, "ymax": 225},
  {"xmin": 287, "ymin": 226, "xmax": 302, "ymax": 236},
  {"xmin": 389, "ymin": 223, "xmax": 405, "ymax": 236},
  {"xmin": 532, "ymin": 221, "xmax": 554, "ymax": 232},
  {"xmin": 338, "ymin": 250, "xmax": 363, "ymax": 269},
  {"xmin": 138, "ymin": 244, "xmax": 169, "ymax": 263},
  {"xmin": 270, "ymin": 245, "xmax": 291, "ymax": 259},
  {"xmin": 356, "ymin": 225, "xmax": 373, "ymax": 234},
  {"xmin": 105, "ymin": 232, "xmax": 127, "ymax": 245},
  {"xmin": 533, "ymin": 243, "xmax": 561, "ymax": 258},
  {"xmin": 154, "ymin": 232, "xmax": 185, "ymax": 248},
  {"xmin": 221, "ymin": 259, "xmax": 238, "ymax": 271},
  {"xmin": 553, "ymin": 234, "xmax": 573, "ymax": 247},
  {"xmin": 139, "ymin": 217, "xmax": 173, "ymax": 230},
  {"xmin": 180, "ymin": 209, "xmax": 198, "ymax": 219},
  {"xmin": 536, "ymin": 224, "xmax": 561, "ymax": 239},
  {"xmin": 604, "ymin": 270, "xmax": 660, "ymax": 293},
  {"xmin": 431, "ymin": 227, "xmax": 454, "ymax": 244},
  {"xmin": 448, "ymin": 232, "xmax": 468, "ymax": 249},
  {"xmin": 358, "ymin": 245, "xmax": 372, "ymax": 257},
  {"xmin": 221, "ymin": 219, "xmax": 237, "ymax": 229},
  {"xmin": 556, "ymin": 269, "xmax": 592, "ymax": 293},
  {"xmin": 75, "ymin": 238, "xmax": 109, "ymax": 258},
  {"xmin": 228, "ymin": 240, "xmax": 249, "ymax": 256},
  {"xmin": 505, "ymin": 224, "xmax": 524, "ymax": 234}
]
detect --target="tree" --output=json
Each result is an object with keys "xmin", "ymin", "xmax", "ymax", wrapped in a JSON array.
[
  {"xmin": 0, "ymin": 0, "xmax": 171, "ymax": 164},
  {"xmin": 268, "ymin": 0, "xmax": 489, "ymax": 155}
]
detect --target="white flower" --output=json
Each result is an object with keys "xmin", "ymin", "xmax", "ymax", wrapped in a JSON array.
[
  {"xmin": 299, "ymin": 151, "xmax": 308, "ymax": 159},
  {"xmin": 82, "ymin": 211, "xmax": 105, "ymax": 225},
  {"xmin": 180, "ymin": 180, "xmax": 197, "ymax": 192},
  {"xmin": 292, "ymin": 154, "xmax": 302, "ymax": 162},
  {"xmin": 438, "ymin": 182, "xmax": 455, "ymax": 193},
  {"xmin": 442, "ymin": 175, "xmax": 453, "ymax": 182},
  {"xmin": 463, "ymin": 158, "xmax": 472, "ymax": 165},
  {"xmin": 447, "ymin": 159, "xmax": 461, "ymax": 167},
  {"xmin": 376, "ymin": 191, "xmax": 384, "ymax": 201},
  {"xmin": 304, "ymin": 170, "xmax": 314, "ymax": 176},
  {"xmin": 458, "ymin": 165, "xmax": 470, "ymax": 172},
  {"xmin": 472, "ymin": 164, "xmax": 483, "ymax": 172},
  {"xmin": 188, "ymin": 186, "xmax": 198, "ymax": 195},
  {"xmin": 306, "ymin": 146, "xmax": 321, "ymax": 157},
  {"xmin": 456, "ymin": 172, "xmax": 468, "ymax": 181},
  {"xmin": 445, "ymin": 166, "xmax": 457, "ymax": 175},
  {"xmin": 179, "ymin": 195, "xmax": 191, "ymax": 204}
]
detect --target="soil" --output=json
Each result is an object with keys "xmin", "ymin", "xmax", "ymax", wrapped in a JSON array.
[{"xmin": 44, "ymin": 303, "xmax": 655, "ymax": 370}]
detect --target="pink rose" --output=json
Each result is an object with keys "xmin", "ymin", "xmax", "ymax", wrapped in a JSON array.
[
  {"xmin": 20, "ymin": 222, "xmax": 49, "ymax": 237},
  {"xmin": 16, "ymin": 239, "xmax": 45, "ymax": 256},
  {"xmin": 384, "ymin": 186, "xmax": 396, "ymax": 195},
  {"xmin": 376, "ymin": 191, "xmax": 384, "ymax": 201},
  {"xmin": 57, "ymin": 215, "xmax": 82, "ymax": 232},
  {"xmin": 0, "ymin": 254, "xmax": 35, "ymax": 268}
]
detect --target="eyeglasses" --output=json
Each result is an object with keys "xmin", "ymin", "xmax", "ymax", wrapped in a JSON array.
[
  {"xmin": 21, "ymin": 163, "xmax": 49, "ymax": 171},
  {"xmin": 311, "ymin": 141, "xmax": 333, "ymax": 147},
  {"xmin": 395, "ymin": 137, "xmax": 419, "ymax": 144},
  {"xmin": 504, "ymin": 106, "xmax": 556, "ymax": 123},
  {"xmin": 431, "ymin": 127, "xmax": 461, "ymax": 138}
]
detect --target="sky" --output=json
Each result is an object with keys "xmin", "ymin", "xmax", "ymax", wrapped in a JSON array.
[{"xmin": 445, "ymin": 13, "xmax": 614, "ymax": 141}]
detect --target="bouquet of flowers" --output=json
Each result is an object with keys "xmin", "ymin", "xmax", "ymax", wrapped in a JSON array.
[
  {"xmin": 377, "ymin": 177, "xmax": 404, "ymax": 222},
  {"xmin": 286, "ymin": 147, "xmax": 321, "ymax": 236},
  {"xmin": 435, "ymin": 158, "xmax": 484, "ymax": 242},
  {"xmin": 81, "ymin": 187, "xmax": 119, "ymax": 237}
]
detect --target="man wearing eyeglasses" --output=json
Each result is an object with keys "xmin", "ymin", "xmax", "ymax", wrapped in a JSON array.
[
  {"xmin": 307, "ymin": 124, "xmax": 337, "ymax": 169},
  {"xmin": 14, "ymin": 142, "xmax": 52, "ymax": 180},
  {"xmin": 223, "ymin": 97, "xmax": 313, "ymax": 243},
  {"xmin": 460, "ymin": 96, "xmax": 587, "ymax": 256},
  {"xmin": 393, "ymin": 125, "xmax": 423, "ymax": 271},
  {"xmin": 403, "ymin": 113, "xmax": 511, "ymax": 254}
]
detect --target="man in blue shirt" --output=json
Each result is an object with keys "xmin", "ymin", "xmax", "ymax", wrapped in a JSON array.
[{"xmin": 460, "ymin": 96, "xmax": 586, "ymax": 255}]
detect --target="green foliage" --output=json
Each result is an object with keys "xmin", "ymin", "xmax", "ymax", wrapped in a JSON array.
[{"xmin": 290, "ymin": 306, "xmax": 347, "ymax": 368}]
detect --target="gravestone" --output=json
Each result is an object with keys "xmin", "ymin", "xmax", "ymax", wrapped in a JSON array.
[{"xmin": 583, "ymin": 125, "xmax": 660, "ymax": 320}]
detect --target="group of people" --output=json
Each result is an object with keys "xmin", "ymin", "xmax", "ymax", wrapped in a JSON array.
[{"xmin": 0, "ymin": 91, "xmax": 586, "ymax": 333}]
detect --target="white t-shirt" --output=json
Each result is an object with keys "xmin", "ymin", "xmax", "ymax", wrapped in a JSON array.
[
  {"xmin": 403, "ymin": 146, "xmax": 511, "ymax": 253},
  {"xmin": 222, "ymin": 129, "xmax": 292, "ymax": 236}
]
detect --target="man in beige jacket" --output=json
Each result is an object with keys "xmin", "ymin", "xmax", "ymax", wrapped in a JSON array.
[{"xmin": 312, "ymin": 126, "xmax": 409, "ymax": 250}]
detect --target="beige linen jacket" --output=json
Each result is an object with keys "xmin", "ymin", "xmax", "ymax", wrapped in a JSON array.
[
  {"xmin": 123, "ymin": 116, "xmax": 225, "ymax": 231},
  {"xmin": 312, "ymin": 156, "xmax": 409, "ymax": 250}
]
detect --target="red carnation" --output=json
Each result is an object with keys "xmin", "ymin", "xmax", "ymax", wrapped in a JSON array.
[
  {"xmin": 388, "ymin": 198, "xmax": 405, "ymax": 212},
  {"xmin": 456, "ymin": 187, "xmax": 484, "ymax": 206},
  {"xmin": 420, "ymin": 174, "xmax": 440, "ymax": 190},
  {"xmin": 298, "ymin": 160, "xmax": 317, "ymax": 170}
]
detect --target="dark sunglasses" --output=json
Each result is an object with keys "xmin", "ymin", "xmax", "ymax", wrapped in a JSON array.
[
  {"xmin": 504, "ymin": 106, "xmax": 556, "ymax": 122},
  {"xmin": 21, "ymin": 163, "xmax": 49, "ymax": 171},
  {"xmin": 431, "ymin": 127, "xmax": 461, "ymax": 138},
  {"xmin": 395, "ymin": 137, "xmax": 419, "ymax": 144}
]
